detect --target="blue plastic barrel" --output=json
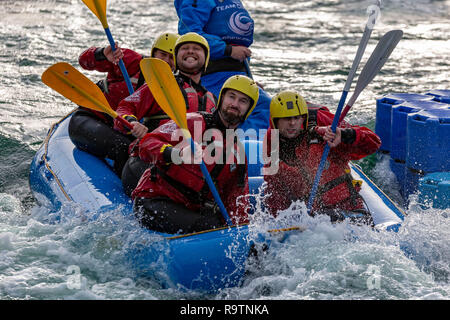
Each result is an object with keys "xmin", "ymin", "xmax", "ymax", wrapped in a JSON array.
[
  {"xmin": 418, "ymin": 172, "xmax": 450, "ymax": 209},
  {"xmin": 391, "ymin": 101, "xmax": 445, "ymax": 163},
  {"xmin": 406, "ymin": 106, "xmax": 450, "ymax": 173},
  {"xmin": 375, "ymin": 93, "xmax": 433, "ymax": 153},
  {"xmin": 441, "ymin": 97, "xmax": 450, "ymax": 104},
  {"xmin": 390, "ymin": 103, "xmax": 421, "ymax": 163},
  {"xmin": 426, "ymin": 90, "xmax": 450, "ymax": 104}
]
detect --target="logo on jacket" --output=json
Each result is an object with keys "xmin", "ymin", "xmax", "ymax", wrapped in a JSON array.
[
  {"xmin": 228, "ymin": 11, "xmax": 253, "ymax": 36},
  {"xmin": 158, "ymin": 121, "xmax": 179, "ymax": 134}
]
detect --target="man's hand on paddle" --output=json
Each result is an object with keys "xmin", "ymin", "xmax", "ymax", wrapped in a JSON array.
[
  {"xmin": 130, "ymin": 122, "xmax": 148, "ymax": 139},
  {"xmin": 179, "ymin": 141, "xmax": 203, "ymax": 165},
  {"xmin": 316, "ymin": 125, "xmax": 342, "ymax": 148},
  {"xmin": 103, "ymin": 43, "xmax": 124, "ymax": 65},
  {"xmin": 231, "ymin": 46, "xmax": 251, "ymax": 62}
]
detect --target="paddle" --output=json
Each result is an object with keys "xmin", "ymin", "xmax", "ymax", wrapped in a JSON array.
[
  {"xmin": 338, "ymin": 30, "xmax": 403, "ymax": 123},
  {"xmin": 81, "ymin": 0, "xmax": 134, "ymax": 95},
  {"xmin": 244, "ymin": 58, "xmax": 253, "ymax": 79},
  {"xmin": 41, "ymin": 62, "xmax": 132, "ymax": 130},
  {"xmin": 306, "ymin": 30, "xmax": 403, "ymax": 213},
  {"xmin": 305, "ymin": 3, "xmax": 379, "ymax": 213},
  {"xmin": 139, "ymin": 57, "xmax": 233, "ymax": 226}
]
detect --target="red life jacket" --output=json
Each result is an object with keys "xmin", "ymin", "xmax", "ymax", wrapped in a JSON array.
[
  {"xmin": 115, "ymin": 74, "xmax": 217, "ymax": 135},
  {"xmin": 141, "ymin": 75, "xmax": 217, "ymax": 131},
  {"xmin": 180, "ymin": 77, "xmax": 217, "ymax": 113}
]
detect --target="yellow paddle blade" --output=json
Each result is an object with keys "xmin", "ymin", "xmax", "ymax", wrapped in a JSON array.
[
  {"xmin": 140, "ymin": 58, "xmax": 189, "ymax": 133},
  {"xmin": 82, "ymin": 0, "xmax": 108, "ymax": 28},
  {"xmin": 42, "ymin": 62, "xmax": 117, "ymax": 118}
]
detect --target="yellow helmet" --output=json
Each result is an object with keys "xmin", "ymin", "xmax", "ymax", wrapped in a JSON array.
[
  {"xmin": 174, "ymin": 32, "xmax": 210, "ymax": 73},
  {"xmin": 270, "ymin": 90, "xmax": 308, "ymax": 128},
  {"xmin": 218, "ymin": 75, "xmax": 259, "ymax": 120},
  {"xmin": 151, "ymin": 32, "xmax": 179, "ymax": 57}
]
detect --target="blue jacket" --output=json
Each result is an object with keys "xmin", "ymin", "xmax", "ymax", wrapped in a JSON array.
[
  {"xmin": 174, "ymin": 0, "xmax": 254, "ymax": 60},
  {"xmin": 174, "ymin": 0, "xmax": 270, "ymax": 138}
]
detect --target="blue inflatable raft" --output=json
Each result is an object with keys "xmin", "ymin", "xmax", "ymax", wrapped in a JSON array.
[{"xmin": 29, "ymin": 111, "xmax": 405, "ymax": 291}]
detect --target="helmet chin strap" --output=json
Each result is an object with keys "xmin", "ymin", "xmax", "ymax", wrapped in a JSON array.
[
  {"xmin": 179, "ymin": 68, "xmax": 202, "ymax": 76},
  {"xmin": 177, "ymin": 58, "xmax": 204, "ymax": 76}
]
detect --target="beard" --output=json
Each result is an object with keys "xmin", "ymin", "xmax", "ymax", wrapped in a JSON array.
[{"xmin": 219, "ymin": 106, "xmax": 244, "ymax": 126}]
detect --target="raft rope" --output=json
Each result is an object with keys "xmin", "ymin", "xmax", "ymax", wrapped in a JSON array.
[
  {"xmin": 166, "ymin": 223, "xmax": 249, "ymax": 240},
  {"xmin": 166, "ymin": 224, "xmax": 306, "ymax": 240},
  {"xmin": 40, "ymin": 109, "xmax": 78, "ymax": 202},
  {"xmin": 267, "ymin": 226, "xmax": 306, "ymax": 233}
]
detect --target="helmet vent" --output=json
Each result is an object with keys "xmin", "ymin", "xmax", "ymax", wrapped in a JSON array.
[{"xmin": 286, "ymin": 101, "xmax": 294, "ymax": 110}]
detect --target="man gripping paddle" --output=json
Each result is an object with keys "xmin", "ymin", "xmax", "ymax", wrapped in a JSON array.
[
  {"xmin": 132, "ymin": 75, "xmax": 259, "ymax": 234},
  {"xmin": 78, "ymin": 33, "xmax": 178, "ymax": 109},
  {"xmin": 263, "ymin": 91, "xmax": 381, "ymax": 225},
  {"xmin": 68, "ymin": 33, "xmax": 178, "ymax": 176}
]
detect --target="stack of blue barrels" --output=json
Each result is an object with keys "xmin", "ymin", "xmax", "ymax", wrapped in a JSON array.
[{"xmin": 375, "ymin": 90, "xmax": 450, "ymax": 209}]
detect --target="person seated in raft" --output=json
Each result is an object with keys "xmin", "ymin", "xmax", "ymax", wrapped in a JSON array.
[
  {"xmin": 68, "ymin": 32, "xmax": 178, "ymax": 175},
  {"xmin": 79, "ymin": 32, "xmax": 179, "ymax": 108},
  {"xmin": 131, "ymin": 75, "xmax": 259, "ymax": 234},
  {"xmin": 118, "ymin": 32, "xmax": 217, "ymax": 196},
  {"xmin": 263, "ymin": 90, "xmax": 381, "ymax": 226},
  {"xmin": 174, "ymin": 0, "xmax": 272, "ymax": 138}
]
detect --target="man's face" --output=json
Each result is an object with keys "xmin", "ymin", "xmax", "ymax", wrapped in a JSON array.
[
  {"xmin": 176, "ymin": 42, "xmax": 205, "ymax": 73},
  {"xmin": 153, "ymin": 49, "xmax": 175, "ymax": 71},
  {"xmin": 220, "ymin": 89, "xmax": 251, "ymax": 126},
  {"xmin": 276, "ymin": 116, "xmax": 304, "ymax": 139}
]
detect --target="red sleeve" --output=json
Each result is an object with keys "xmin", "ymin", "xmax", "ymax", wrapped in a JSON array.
[
  {"xmin": 137, "ymin": 114, "xmax": 204, "ymax": 164},
  {"xmin": 137, "ymin": 121, "xmax": 180, "ymax": 165},
  {"xmin": 345, "ymin": 126, "xmax": 381, "ymax": 160},
  {"xmin": 204, "ymin": 91, "xmax": 218, "ymax": 113},
  {"xmin": 78, "ymin": 47, "xmax": 111, "ymax": 72},
  {"xmin": 78, "ymin": 47, "xmax": 142, "ymax": 81},
  {"xmin": 113, "ymin": 85, "xmax": 161, "ymax": 133},
  {"xmin": 315, "ymin": 107, "xmax": 352, "ymax": 129},
  {"xmin": 316, "ymin": 109, "xmax": 381, "ymax": 161}
]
